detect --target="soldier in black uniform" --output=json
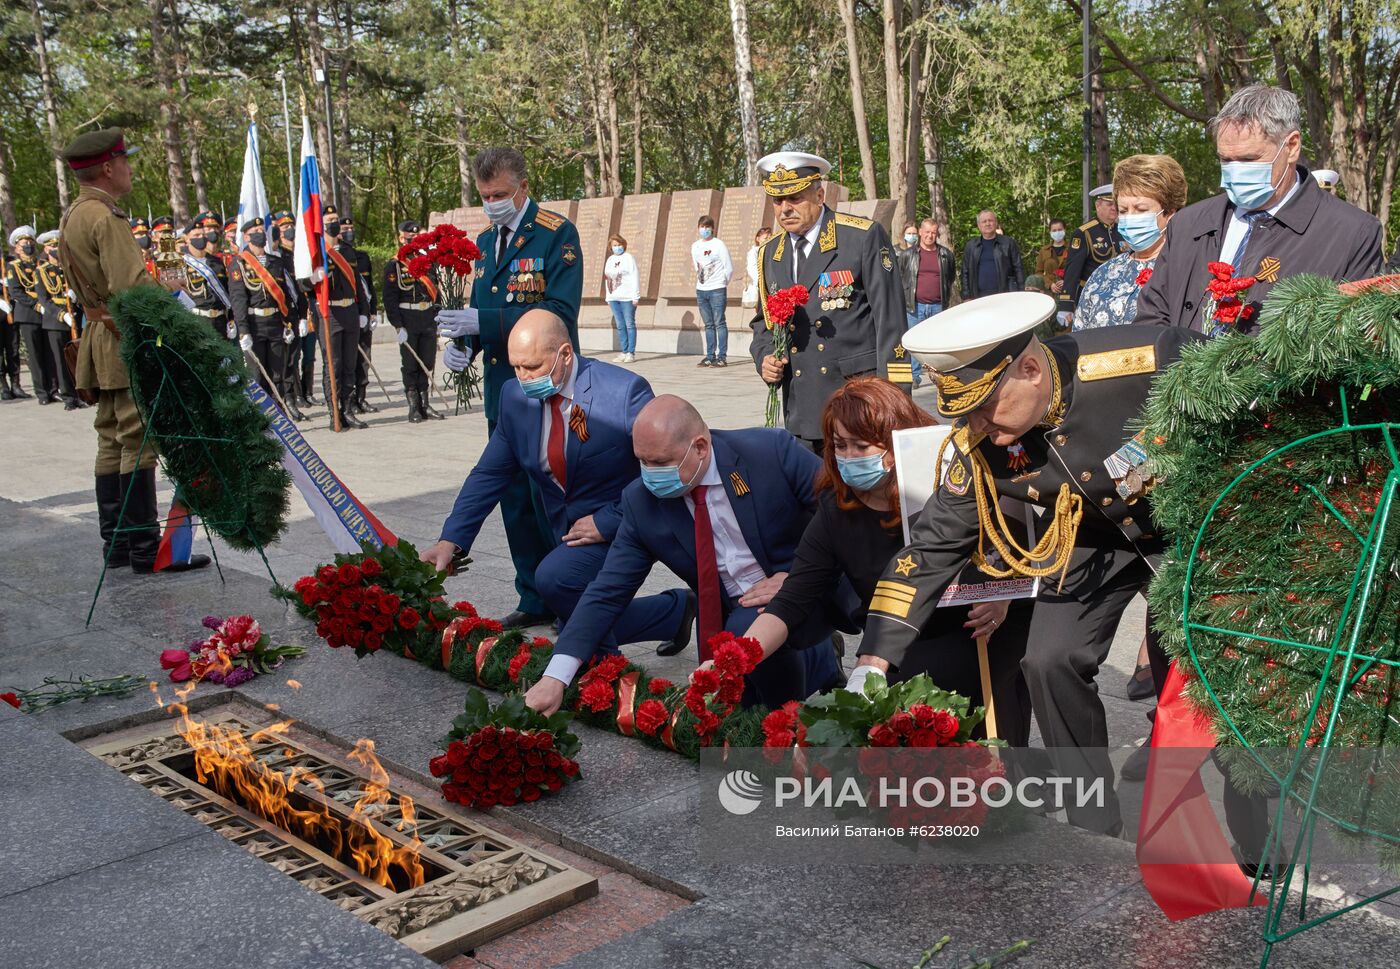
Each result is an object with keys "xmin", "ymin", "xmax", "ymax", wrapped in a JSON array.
[
  {"xmin": 7, "ymin": 225, "xmax": 54, "ymax": 403},
  {"xmin": 1062, "ymin": 184, "xmax": 1128, "ymax": 306},
  {"xmin": 383, "ymin": 219, "xmax": 444, "ymax": 423},
  {"xmin": 337, "ymin": 213, "xmax": 378, "ymax": 415},
  {"xmin": 0, "ymin": 247, "xmax": 24, "ymax": 400},
  {"xmin": 849, "ymin": 294, "xmax": 1196, "ymax": 835},
  {"xmin": 271, "ymin": 211, "xmax": 318, "ymax": 410},
  {"xmin": 181, "ymin": 217, "xmax": 234, "ymax": 341},
  {"xmin": 321, "ymin": 208, "xmax": 371, "ymax": 429},
  {"xmin": 748, "ymin": 152, "xmax": 910, "ymax": 450},
  {"xmin": 35, "ymin": 229, "xmax": 84, "ymax": 410},
  {"xmin": 228, "ymin": 217, "xmax": 300, "ymax": 417}
]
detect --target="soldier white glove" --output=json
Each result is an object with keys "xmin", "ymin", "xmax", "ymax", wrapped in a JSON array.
[
  {"xmin": 442, "ymin": 344, "xmax": 474, "ymax": 372},
  {"xmin": 845, "ymin": 665, "xmax": 887, "ymax": 695},
  {"xmin": 298, "ymin": 320, "xmax": 308, "ymax": 338},
  {"xmin": 359, "ymin": 315, "xmax": 369, "ymax": 329},
  {"xmin": 0, "ymin": 298, "xmax": 10, "ymax": 315},
  {"xmin": 63, "ymin": 312, "xmax": 74, "ymax": 328},
  {"xmin": 283, "ymin": 327, "xmax": 295, "ymax": 345},
  {"xmin": 371, "ymin": 314, "xmax": 381, "ymax": 328},
  {"xmin": 436, "ymin": 308, "xmax": 479, "ymax": 338},
  {"xmin": 239, "ymin": 334, "xmax": 254, "ymax": 352},
  {"xmin": 395, "ymin": 328, "xmax": 409, "ymax": 344},
  {"xmin": 226, "ymin": 322, "xmax": 238, "ymax": 340}
]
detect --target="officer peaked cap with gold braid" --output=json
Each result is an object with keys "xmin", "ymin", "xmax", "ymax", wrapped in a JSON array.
[{"xmin": 758, "ymin": 151, "xmax": 831, "ymax": 198}]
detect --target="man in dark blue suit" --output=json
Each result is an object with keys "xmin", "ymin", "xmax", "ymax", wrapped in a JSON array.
[
  {"xmin": 525, "ymin": 396, "xmax": 847, "ymax": 715},
  {"xmin": 422, "ymin": 311, "xmax": 692, "ymax": 651},
  {"xmin": 438, "ymin": 147, "xmax": 584, "ymax": 628}
]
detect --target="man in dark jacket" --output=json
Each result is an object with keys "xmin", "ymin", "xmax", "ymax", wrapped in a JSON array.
[
  {"xmin": 960, "ymin": 210, "xmax": 1024, "ymax": 299},
  {"xmin": 1135, "ymin": 85, "xmax": 1382, "ymax": 335},
  {"xmin": 898, "ymin": 217, "xmax": 956, "ymax": 387}
]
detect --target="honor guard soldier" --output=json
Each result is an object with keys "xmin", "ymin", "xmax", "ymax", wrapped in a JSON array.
[
  {"xmin": 150, "ymin": 214, "xmax": 175, "ymax": 244},
  {"xmin": 228, "ymin": 217, "xmax": 301, "ymax": 419},
  {"xmin": 57, "ymin": 127, "xmax": 209, "ymax": 574},
  {"xmin": 1062, "ymin": 183, "xmax": 1128, "ymax": 306},
  {"xmin": 35, "ymin": 229, "xmax": 83, "ymax": 409},
  {"xmin": 435, "ymin": 146, "xmax": 584, "ymax": 628},
  {"xmin": 220, "ymin": 218, "xmax": 239, "ymax": 265},
  {"xmin": 7, "ymin": 225, "xmax": 55, "ymax": 403},
  {"xmin": 128, "ymin": 217, "xmax": 159, "ymax": 280},
  {"xmin": 0, "ymin": 241, "xmax": 25, "ymax": 400},
  {"xmin": 321, "ymin": 208, "xmax": 373, "ymax": 429},
  {"xmin": 384, "ymin": 219, "xmax": 445, "ymax": 423},
  {"xmin": 749, "ymin": 151, "xmax": 910, "ymax": 450},
  {"xmin": 849, "ymin": 293, "xmax": 1197, "ymax": 835},
  {"xmin": 181, "ymin": 218, "xmax": 234, "ymax": 341},
  {"xmin": 272, "ymin": 211, "xmax": 317, "ymax": 409},
  {"xmin": 335, "ymin": 212, "xmax": 378, "ymax": 415}
]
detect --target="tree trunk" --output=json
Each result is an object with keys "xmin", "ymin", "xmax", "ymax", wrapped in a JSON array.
[
  {"xmin": 28, "ymin": 0, "xmax": 68, "ymax": 212},
  {"xmin": 1089, "ymin": 36, "xmax": 1110, "ymax": 186},
  {"xmin": 149, "ymin": 0, "xmax": 190, "ymax": 223},
  {"xmin": 1191, "ymin": 17, "xmax": 1220, "ymax": 119},
  {"xmin": 0, "ymin": 130, "xmax": 16, "ymax": 234},
  {"xmin": 1345, "ymin": 16, "xmax": 1371, "ymax": 210},
  {"xmin": 883, "ymin": 0, "xmax": 908, "ymax": 226},
  {"xmin": 168, "ymin": 0, "xmax": 209, "ymax": 213},
  {"xmin": 921, "ymin": 113, "xmax": 950, "ymax": 248},
  {"xmin": 447, "ymin": 0, "xmax": 473, "ymax": 207},
  {"xmin": 903, "ymin": 0, "xmax": 923, "ymax": 217},
  {"xmin": 303, "ymin": 0, "xmax": 333, "ymax": 200},
  {"xmin": 727, "ymin": 0, "xmax": 761, "ymax": 185},
  {"xmin": 336, "ymin": 0, "xmax": 353, "ymax": 214},
  {"xmin": 837, "ymin": 0, "xmax": 879, "ymax": 200},
  {"xmin": 632, "ymin": 68, "xmax": 643, "ymax": 195}
]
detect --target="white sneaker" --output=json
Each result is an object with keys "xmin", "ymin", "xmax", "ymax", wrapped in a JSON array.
[{"xmin": 620, "ymin": 353, "xmax": 635, "ymax": 363}]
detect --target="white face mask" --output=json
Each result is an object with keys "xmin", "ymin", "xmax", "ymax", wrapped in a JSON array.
[{"xmin": 1049, "ymin": 229, "xmax": 1066, "ymax": 243}]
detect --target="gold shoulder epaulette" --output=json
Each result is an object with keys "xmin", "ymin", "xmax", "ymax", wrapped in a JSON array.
[
  {"xmin": 834, "ymin": 212, "xmax": 873, "ymax": 230},
  {"xmin": 1078, "ymin": 219, "xmax": 1099, "ymax": 232},
  {"xmin": 1077, "ymin": 345, "xmax": 1157, "ymax": 381},
  {"xmin": 534, "ymin": 209, "xmax": 564, "ymax": 231}
]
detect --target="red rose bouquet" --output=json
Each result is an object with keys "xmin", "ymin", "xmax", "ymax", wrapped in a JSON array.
[
  {"xmin": 397, "ymin": 224, "xmax": 484, "ymax": 411},
  {"xmin": 160, "ymin": 614, "xmax": 306, "ymax": 685},
  {"xmin": 433, "ymin": 689, "xmax": 581, "ymax": 808},
  {"xmin": 1202, "ymin": 260, "xmax": 1258, "ymax": 337},
  {"xmin": 762, "ymin": 284, "xmax": 810, "ymax": 428},
  {"xmin": 279, "ymin": 539, "xmax": 463, "ymax": 663}
]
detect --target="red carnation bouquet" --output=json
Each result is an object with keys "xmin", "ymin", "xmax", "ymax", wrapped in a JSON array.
[
  {"xmin": 762, "ymin": 284, "xmax": 810, "ymax": 428},
  {"xmin": 1202, "ymin": 260, "xmax": 1257, "ymax": 337},
  {"xmin": 280, "ymin": 539, "xmax": 463, "ymax": 662},
  {"xmin": 397, "ymin": 223, "xmax": 484, "ymax": 410},
  {"xmin": 433, "ymin": 689, "xmax": 581, "ymax": 808}
]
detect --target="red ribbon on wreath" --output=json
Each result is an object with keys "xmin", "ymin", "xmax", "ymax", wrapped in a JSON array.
[{"xmin": 614, "ymin": 671, "xmax": 641, "ymax": 736}]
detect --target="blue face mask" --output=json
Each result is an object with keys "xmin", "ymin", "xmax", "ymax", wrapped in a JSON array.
[
  {"xmin": 1116, "ymin": 212, "xmax": 1163, "ymax": 252},
  {"xmin": 484, "ymin": 196, "xmax": 519, "ymax": 227},
  {"xmin": 698, "ymin": 227, "xmax": 713, "ymax": 240},
  {"xmin": 1220, "ymin": 141, "xmax": 1286, "ymax": 211},
  {"xmin": 612, "ymin": 245, "xmax": 624, "ymax": 255},
  {"xmin": 519, "ymin": 346, "xmax": 565, "ymax": 400},
  {"xmin": 640, "ymin": 442, "xmax": 699, "ymax": 499},
  {"xmin": 836, "ymin": 452, "xmax": 890, "ymax": 492}
]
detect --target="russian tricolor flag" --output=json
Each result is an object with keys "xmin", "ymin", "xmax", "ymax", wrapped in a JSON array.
[{"xmin": 293, "ymin": 115, "xmax": 330, "ymax": 323}]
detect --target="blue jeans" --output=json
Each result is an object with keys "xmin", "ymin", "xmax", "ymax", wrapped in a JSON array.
[
  {"xmin": 904, "ymin": 302, "xmax": 942, "ymax": 385},
  {"xmin": 608, "ymin": 299, "xmax": 637, "ymax": 353},
  {"xmin": 696, "ymin": 289, "xmax": 728, "ymax": 362}
]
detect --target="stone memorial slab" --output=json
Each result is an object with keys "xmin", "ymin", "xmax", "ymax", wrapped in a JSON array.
[
  {"xmin": 717, "ymin": 187, "xmax": 773, "ymax": 300},
  {"xmin": 841, "ymin": 199, "xmax": 897, "ymax": 234},
  {"xmin": 659, "ymin": 189, "xmax": 722, "ymax": 300},
  {"xmin": 544, "ymin": 199, "xmax": 579, "ymax": 226},
  {"xmin": 575, "ymin": 197, "xmax": 623, "ymax": 301},
  {"xmin": 615, "ymin": 193, "xmax": 669, "ymax": 299}
]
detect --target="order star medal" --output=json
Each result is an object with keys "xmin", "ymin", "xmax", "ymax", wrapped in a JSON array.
[{"xmin": 505, "ymin": 258, "xmax": 518, "ymax": 303}]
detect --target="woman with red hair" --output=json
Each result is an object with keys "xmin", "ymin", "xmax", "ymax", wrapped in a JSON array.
[{"xmin": 740, "ymin": 377, "xmax": 1032, "ymax": 743}]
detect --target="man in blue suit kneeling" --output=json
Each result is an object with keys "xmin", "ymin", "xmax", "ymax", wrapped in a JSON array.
[
  {"xmin": 421, "ymin": 311, "xmax": 694, "ymax": 653},
  {"xmin": 525, "ymin": 395, "xmax": 848, "ymax": 715}
]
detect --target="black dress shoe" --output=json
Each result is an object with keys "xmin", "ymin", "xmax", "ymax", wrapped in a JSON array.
[
  {"xmin": 38, "ymin": 393, "xmax": 51, "ymax": 405},
  {"xmin": 499, "ymin": 609, "xmax": 556, "ymax": 629},
  {"xmin": 1234, "ymin": 845, "xmax": 1273, "ymax": 882},
  {"xmin": 655, "ymin": 591, "xmax": 697, "ymax": 657},
  {"xmin": 10, "ymin": 382, "xmax": 31, "ymax": 399},
  {"xmin": 1120, "ymin": 738, "xmax": 1152, "ymax": 782},
  {"xmin": 64, "ymin": 399, "xmax": 82, "ymax": 411},
  {"xmin": 132, "ymin": 553, "xmax": 212, "ymax": 574},
  {"xmin": 1127, "ymin": 663, "xmax": 1156, "ymax": 701},
  {"xmin": 47, "ymin": 390, "xmax": 61, "ymax": 403},
  {"xmin": 341, "ymin": 408, "xmax": 368, "ymax": 429},
  {"xmin": 358, "ymin": 396, "xmax": 379, "ymax": 413}
]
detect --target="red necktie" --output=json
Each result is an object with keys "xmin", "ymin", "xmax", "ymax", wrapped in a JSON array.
[
  {"xmin": 547, "ymin": 395, "xmax": 567, "ymax": 489},
  {"xmin": 690, "ymin": 484, "xmax": 722, "ymax": 662}
]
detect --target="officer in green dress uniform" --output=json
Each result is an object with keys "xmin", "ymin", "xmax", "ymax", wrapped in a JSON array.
[
  {"xmin": 1062, "ymin": 184, "xmax": 1129, "ymax": 306},
  {"xmin": 436, "ymin": 146, "xmax": 583, "ymax": 627},
  {"xmin": 848, "ymin": 292, "xmax": 1197, "ymax": 835}
]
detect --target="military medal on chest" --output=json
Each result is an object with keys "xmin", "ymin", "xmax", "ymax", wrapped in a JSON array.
[
  {"xmin": 1006, "ymin": 441, "xmax": 1030, "ymax": 471},
  {"xmin": 1103, "ymin": 430, "xmax": 1158, "ymax": 499},
  {"xmin": 507, "ymin": 257, "xmax": 544, "ymax": 304},
  {"xmin": 817, "ymin": 270, "xmax": 854, "ymax": 311}
]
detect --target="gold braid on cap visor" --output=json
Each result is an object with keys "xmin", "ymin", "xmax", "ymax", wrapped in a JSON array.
[
  {"xmin": 762, "ymin": 166, "xmax": 822, "ymax": 197},
  {"xmin": 932, "ymin": 354, "xmax": 1015, "ymax": 416}
]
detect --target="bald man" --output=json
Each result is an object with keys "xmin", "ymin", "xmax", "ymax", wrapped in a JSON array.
[
  {"xmin": 423, "ymin": 310, "xmax": 693, "ymax": 649},
  {"xmin": 525, "ymin": 395, "xmax": 848, "ymax": 715}
]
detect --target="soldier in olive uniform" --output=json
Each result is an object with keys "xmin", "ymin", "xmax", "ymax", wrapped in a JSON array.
[
  {"xmin": 180, "ymin": 217, "xmax": 234, "ymax": 341},
  {"xmin": 228, "ymin": 217, "xmax": 300, "ymax": 417},
  {"xmin": 1062, "ymin": 184, "xmax": 1128, "ymax": 306},
  {"xmin": 35, "ymin": 229, "xmax": 83, "ymax": 409},
  {"xmin": 749, "ymin": 152, "xmax": 910, "ymax": 451},
  {"xmin": 849, "ymin": 294, "xmax": 1196, "ymax": 835},
  {"xmin": 321, "ymin": 208, "xmax": 373, "ymax": 429},
  {"xmin": 8, "ymin": 225, "xmax": 57, "ymax": 403},
  {"xmin": 384, "ymin": 219, "xmax": 445, "ymax": 423},
  {"xmin": 57, "ymin": 127, "xmax": 208, "ymax": 573}
]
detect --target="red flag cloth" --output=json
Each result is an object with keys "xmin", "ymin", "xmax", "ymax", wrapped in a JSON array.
[
  {"xmin": 547, "ymin": 395, "xmax": 567, "ymax": 489},
  {"xmin": 1136, "ymin": 661, "xmax": 1268, "ymax": 920},
  {"xmin": 690, "ymin": 484, "xmax": 722, "ymax": 663}
]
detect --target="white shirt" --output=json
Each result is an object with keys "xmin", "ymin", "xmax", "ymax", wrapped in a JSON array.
[
  {"xmin": 691, "ymin": 238, "xmax": 733, "ymax": 291},
  {"xmin": 684, "ymin": 457, "xmax": 767, "ymax": 598},
  {"xmin": 494, "ymin": 198, "xmax": 532, "ymax": 261},
  {"xmin": 742, "ymin": 244, "xmax": 762, "ymax": 306},
  {"xmin": 537, "ymin": 355, "xmax": 578, "ymax": 490},
  {"xmin": 787, "ymin": 214, "xmax": 825, "ymax": 283},
  {"xmin": 604, "ymin": 252, "xmax": 640, "ymax": 302},
  {"xmin": 1218, "ymin": 176, "xmax": 1301, "ymax": 266}
]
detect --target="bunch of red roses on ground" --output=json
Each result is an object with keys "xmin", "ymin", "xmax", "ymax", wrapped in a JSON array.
[
  {"xmin": 1204, "ymin": 260, "xmax": 1258, "ymax": 335},
  {"xmin": 160, "ymin": 614, "xmax": 306, "ymax": 686},
  {"xmin": 433, "ymin": 689, "xmax": 581, "ymax": 808}
]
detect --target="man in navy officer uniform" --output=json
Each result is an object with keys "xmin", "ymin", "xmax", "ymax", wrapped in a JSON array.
[
  {"xmin": 335, "ymin": 211, "xmax": 379, "ymax": 416},
  {"xmin": 1062, "ymin": 184, "xmax": 1128, "ymax": 306},
  {"xmin": 180, "ymin": 217, "xmax": 234, "ymax": 342},
  {"xmin": 384, "ymin": 219, "xmax": 445, "ymax": 423},
  {"xmin": 748, "ymin": 151, "xmax": 910, "ymax": 450},
  {"xmin": 438, "ymin": 146, "xmax": 584, "ymax": 628},
  {"xmin": 228, "ymin": 217, "xmax": 298, "ymax": 414},
  {"xmin": 421, "ymin": 310, "xmax": 693, "ymax": 654},
  {"xmin": 320, "ymin": 207, "xmax": 374, "ymax": 429}
]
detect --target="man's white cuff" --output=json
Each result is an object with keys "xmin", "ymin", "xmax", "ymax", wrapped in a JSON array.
[
  {"xmin": 542, "ymin": 654, "xmax": 583, "ymax": 687},
  {"xmin": 845, "ymin": 664, "xmax": 888, "ymax": 694}
]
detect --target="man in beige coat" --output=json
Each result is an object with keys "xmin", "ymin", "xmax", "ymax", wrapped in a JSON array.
[{"xmin": 58, "ymin": 128, "xmax": 208, "ymax": 574}]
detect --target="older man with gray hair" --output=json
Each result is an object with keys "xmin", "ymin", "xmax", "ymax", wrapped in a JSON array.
[{"xmin": 1135, "ymin": 84, "xmax": 1382, "ymax": 335}]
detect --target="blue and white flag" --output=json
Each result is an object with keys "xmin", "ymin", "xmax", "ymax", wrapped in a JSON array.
[{"xmin": 236, "ymin": 120, "xmax": 272, "ymax": 245}]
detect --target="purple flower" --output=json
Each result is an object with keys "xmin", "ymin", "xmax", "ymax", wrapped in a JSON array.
[
  {"xmin": 204, "ymin": 667, "xmax": 226, "ymax": 685},
  {"xmin": 189, "ymin": 638, "xmax": 206, "ymax": 650},
  {"xmin": 202, "ymin": 615, "xmax": 224, "ymax": 631},
  {"xmin": 222, "ymin": 667, "xmax": 256, "ymax": 687}
]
